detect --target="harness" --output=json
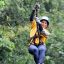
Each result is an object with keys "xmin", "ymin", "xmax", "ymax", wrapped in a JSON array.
[{"xmin": 30, "ymin": 25, "xmax": 47, "ymax": 45}]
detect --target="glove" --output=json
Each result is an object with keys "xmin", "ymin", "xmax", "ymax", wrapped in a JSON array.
[{"xmin": 33, "ymin": 3, "xmax": 40, "ymax": 10}]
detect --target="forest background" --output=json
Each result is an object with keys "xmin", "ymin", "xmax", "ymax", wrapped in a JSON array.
[{"xmin": 0, "ymin": 0, "xmax": 64, "ymax": 64}]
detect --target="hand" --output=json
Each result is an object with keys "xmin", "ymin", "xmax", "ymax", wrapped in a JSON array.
[
  {"xmin": 33, "ymin": 3, "xmax": 40, "ymax": 10},
  {"xmin": 41, "ymin": 28, "xmax": 50, "ymax": 36},
  {"xmin": 35, "ymin": 3, "xmax": 40, "ymax": 10}
]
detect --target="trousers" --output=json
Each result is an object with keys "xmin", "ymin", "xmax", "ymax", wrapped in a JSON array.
[{"xmin": 28, "ymin": 44, "xmax": 46, "ymax": 64}]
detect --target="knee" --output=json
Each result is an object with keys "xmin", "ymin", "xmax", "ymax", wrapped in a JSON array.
[
  {"xmin": 28, "ymin": 45, "xmax": 38, "ymax": 53},
  {"xmin": 38, "ymin": 45, "xmax": 46, "ymax": 52}
]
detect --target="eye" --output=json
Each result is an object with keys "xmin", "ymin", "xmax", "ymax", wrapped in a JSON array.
[
  {"xmin": 45, "ymin": 22, "xmax": 47, "ymax": 24},
  {"xmin": 42, "ymin": 21, "xmax": 45, "ymax": 23}
]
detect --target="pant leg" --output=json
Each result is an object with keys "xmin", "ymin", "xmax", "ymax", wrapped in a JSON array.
[
  {"xmin": 28, "ymin": 44, "xmax": 39, "ymax": 64},
  {"xmin": 38, "ymin": 44, "xmax": 47, "ymax": 64}
]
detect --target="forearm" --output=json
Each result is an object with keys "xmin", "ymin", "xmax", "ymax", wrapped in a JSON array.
[
  {"xmin": 30, "ymin": 10, "xmax": 35, "ymax": 22},
  {"xmin": 35, "ymin": 17, "xmax": 43, "ymax": 31}
]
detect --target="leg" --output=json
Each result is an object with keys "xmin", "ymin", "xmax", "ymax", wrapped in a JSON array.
[
  {"xmin": 38, "ymin": 44, "xmax": 46, "ymax": 64},
  {"xmin": 28, "ymin": 44, "xmax": 39, "ymax": 64}
]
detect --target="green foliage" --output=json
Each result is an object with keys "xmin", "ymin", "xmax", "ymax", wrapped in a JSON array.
[
  {"xmin": 0, "ymin": 38, "xmax": 15, "ymax": 51},
  {"xmin": 0, "ymin": 0, "xmax": 64, "ymax": 64},
  {"xmin": 0, "ymin": 37, "xmax": 15, "ymax": 64}
]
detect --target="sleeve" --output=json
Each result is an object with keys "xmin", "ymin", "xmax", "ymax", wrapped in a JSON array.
[
  {"xmin": 30, "ymin": 10, "xmax": 37, "ymax": 38},
  {"xmin": 30, "ymin": 20, "xmax": 37, "ymax": 38}
]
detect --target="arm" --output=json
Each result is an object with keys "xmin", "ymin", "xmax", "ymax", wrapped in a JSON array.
[
  {"xmin": 30, "ymin": 3, "xmax": 40, "ymax": 22},
  {"xmin": 30, "ymin": 10, "xmax": 35, "ymax": 22},
  {"xmin": 35, "ymin": 17, "xmax": 43, "ymax": 31},
  {"xmin": 35, "ymin": 17, "xmax": 50, "ymax": 36}
]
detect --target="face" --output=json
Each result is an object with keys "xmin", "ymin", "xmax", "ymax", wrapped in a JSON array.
[{"xmin": 41, "ymin": 20, "xmax": 48, "ymax": 29}]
